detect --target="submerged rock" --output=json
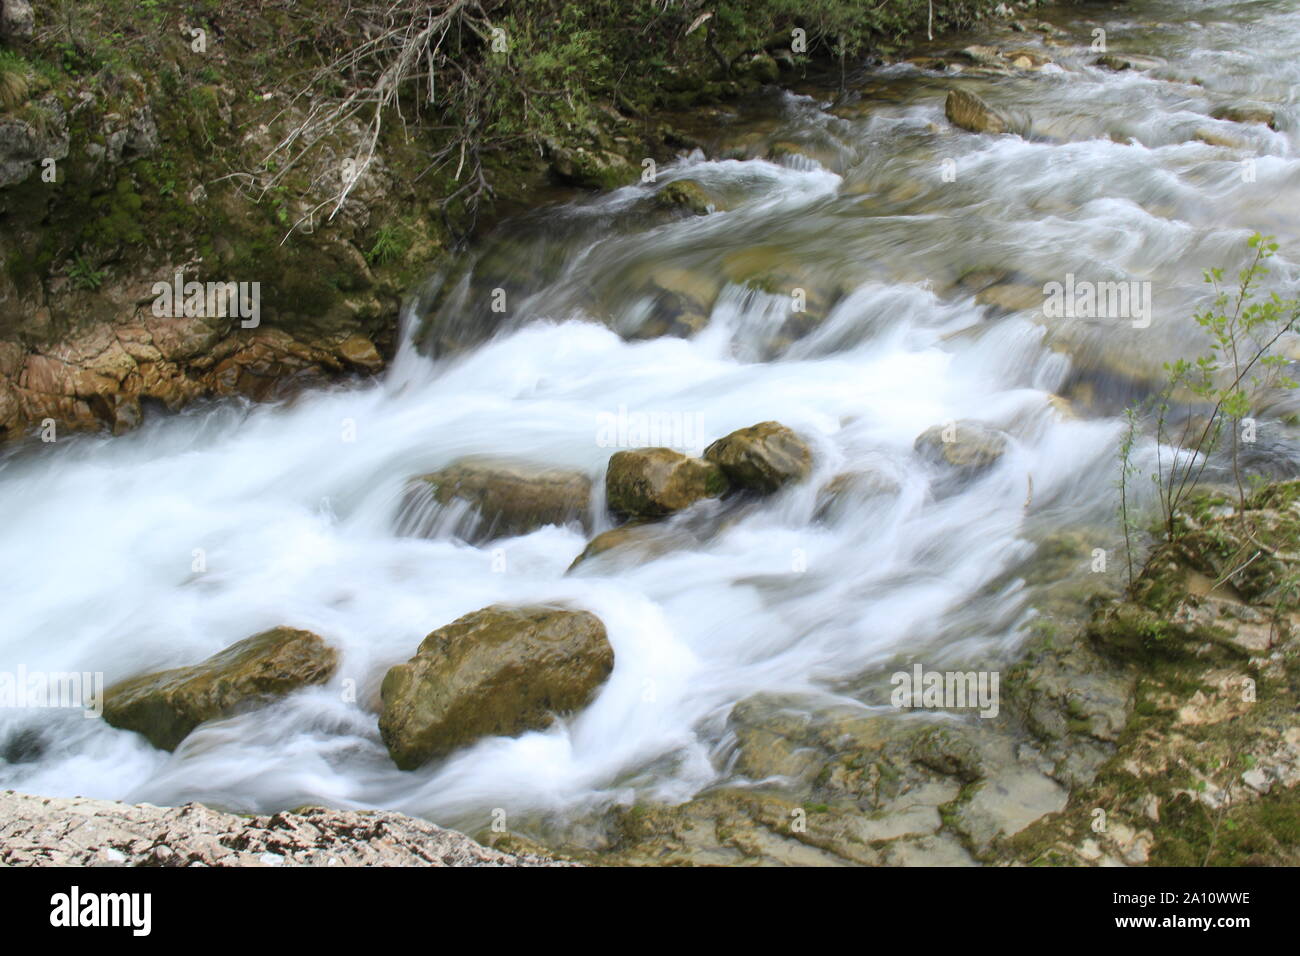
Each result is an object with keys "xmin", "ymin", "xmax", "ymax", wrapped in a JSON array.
[
  {"xmin": 1094, "ymin": 53, "xmax": 1164, "ymax": 72},
  {"xmin": 605, "ymin": 447, "xmax": 728, "ymax": 518},
  {"xmin": 913, "ymin": 420, "xmax": 1008, "ymax": 477},
  {"xmin": 567, "ymin": 520, "xmax": 695, "ymax": 572},
  {"xmin": 402, "ymin": 457, "xmax": 592, "ymax": 543},
  {"xmin": 652, "ymin": 179, "xmax": 715, "ymax": 216},
  {"xmin": 813, "ymin": 470, "xmax": 899, "ymax": 521},
  {"xmin": 944, "ymin": 89, "xmax": 1008, "ymax": 135},
  {"xmin": 102, "ymin": 628, "xmax": 338, "ymax": 751},
  {"xmin": 1211, "ymin": 104, "xmax": 1278, "ymax": 130},
  {"xmin": 704, "ymin": 421, "xmax": 813, "ymax": 493},
  {"xmin": 379, "ymin": 606, "xmax": 613, "ymax": 770},
  {"xmin": 626, "ymin": 265, "xmax": 721, "ymax": 340}
]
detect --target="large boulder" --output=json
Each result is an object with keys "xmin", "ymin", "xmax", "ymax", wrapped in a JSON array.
[
  {"xmin": 102, "ymin": 628, "xmax": 338, "ymax": 751},
  {"xmin": 703, "ymin": 421, "xmax": 813, "ymax": 493},
  {"xmin": 605, "ymin": 447, "xmax": 728, "ymax": 518},
  {"xmin": 403, "ymin": 457, "xmax": 592, "ymax": 543},
  {"xmin": 914, "ymin": 420, "xmax": 1008, "ymax": 478},
  {"xmin": 379, "ymin": 606, "xmax": 613, "ymax": 769},
  {"xmin": 944, "ymin": 89, "xmax": 1008, "ymax": 135}
]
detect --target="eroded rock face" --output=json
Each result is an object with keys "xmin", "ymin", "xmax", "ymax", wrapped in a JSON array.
[
  {"xmin": 945, "ymin": 88, "xmax": 1008, "ymax": 134},
  {"xmin": 0, "ymin": 791, "xmax": 569, "ymax": 866},
  {"xmin": 102, "ymin": 628, "xmax": 338, "ymax": 751},
  {"xmin": 402, "ymin": 457, "xmax": 593, "ymax": 543},
  {"xmin": 914, "ymin": 420, "xmax": 1007, "ymax": 477},
  {"xmin": 605, "ymin": 447, "xmax": 728, "ymax": 518},
  {"xmin": 0, "ymin": 96, "xmax": 69, "ymax": 189},
  {"xmin": 703, "ymin": 421, "xmax": 812, "ymax": 493},
  {"xmin": 380, "ymin": 606, "xmax": 613, "ymax": 770}
]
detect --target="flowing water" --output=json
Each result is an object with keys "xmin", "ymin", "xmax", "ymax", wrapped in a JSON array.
[{"xmin": 2, "ymin": 0, "xmax": 1299, "ymax": 834}]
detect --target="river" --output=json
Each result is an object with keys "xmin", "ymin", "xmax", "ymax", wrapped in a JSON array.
[{"xmin": 1, "ymin": 0, "xmax": 1297, "ymax": 840}]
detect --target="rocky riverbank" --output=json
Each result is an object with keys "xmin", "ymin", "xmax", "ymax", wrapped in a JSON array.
[
  {"xmin": 0, "ymin": 790, "xmax": 568, "ymax": 865},
  {"xmin": 0, "ymin": 0, "xmax": 1015, "ymax": 442},
  {"xmin": 483, "ymin": 483, "xmax": 1300, "ymax": 866}
]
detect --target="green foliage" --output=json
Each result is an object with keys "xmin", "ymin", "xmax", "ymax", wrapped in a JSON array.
[
  {"xmin": 366, "ymin": 224, "xmax": 412, "ymax": 266},
  {"xmin": 68, "ymin": 254, "xmax": 106, "ymax": 291},
  {"xmin": 0, "ymin": 50, "xmax": 33, "ymax": 111},
  {"xmin": 1119, "ymin": 233, "xmax": 1300, "ymax": 577}
]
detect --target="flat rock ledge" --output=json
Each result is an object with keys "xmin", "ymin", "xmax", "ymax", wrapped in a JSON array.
[{"xmin": 0, "ymin": 790, "xmax": 569, "ymax": 867}]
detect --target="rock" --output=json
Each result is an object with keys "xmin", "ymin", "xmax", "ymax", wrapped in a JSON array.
[
  {"xmin": 0, "ymin": 98, "xmax": 70, "ymax": 189},
  {"xmin": 975, "ymin": 281, "xmax": 1043, "ymax": 314},
  {"xmin": 737, "ymin": 52, "xmax": 780, "ymax": 85},
  {"xmin": 1005, "ymin": 49, "xmax": 1051, "ymax": 68},
  {"xmin": 626, "ymin": 265, "xmax": 721, "ymax": 339},
  {"xmin": 945, "ymin": 88, "xmax": 1009, "ymax": 134},
  {"xmin": 102, "ymin": 628, "xmax": 339, "ymax": 751},
  {"xmin": 716, "ymin": 246, "xmax": 839, "ymax": 344},
  {"xmin": 605, "ymin": 447, "xmax": 728, "ymax": 518},
  {"xmin": 813, "ymin": 470, "xmax": 898, "ymax": 521},
  {"xmin": 1194, "ymin": 128, "xmax": 1244, "ymax": 149},
  {"xmin": 703, "ymin": 421, "xmax": 813, "ymax": 493},
  {"xmin": 958, "ymin": 45, "xmax": 1012, "ymax": 71},
  {"xmin": 379, "ymin": 606, "xmax": 613, "ymax": 769},
  {"xmin": 1094, "ymin": 53, "xmax": 1164, "ymax": 72},
  {"xmin": 402, "ymin": 457, "xmax": 592, "ymax": 543},
  {"xmin": 548, "ymin": 142, "xmax": 637, "ymax": 190},
  {"xmin": 652, "ymin": 179, "xmax": 714, "ymax": 216},
  {"xmin": 1211, "ymin": 105, "xmax": 1277, "ymax": 130},
  {"xmin": 567, "ymin": 520, "xmax": 686, "ymax": 572},
  {"xmin": 0, "ymin": 0, "xmax": 33, "ymax": 39},
  {"xmin": 0, "ymin": 790, "xmax": 569, "ymax": 866},
  {"xmin": 914, "ymin": 420, "xmax": 1008, "ymax": 477}
]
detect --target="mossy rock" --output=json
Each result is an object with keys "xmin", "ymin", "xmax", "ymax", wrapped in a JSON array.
[
  {"xmin": 405, "ymin": 457, "xmax": 593, "ymax": 543},
  {"xmin": 102, "ymin": 628, "xmax": 338, "ymax": 751},
  {"xmin": 914, "ymin": 420, "xmax": 1007, "ymax": 477},
  {"xmin": 653, "ymin": 179, "xmax": 714, "ymax": 216},
  {"xmin": 549, "ymin": 143, "xmax": 638, "ymax": 191},
  {"xmin": 379, "ymin": 605, "xmax": 613, "ymax": 769},
  {"xmin": 704, "ymin": 421, "xmax": 813, "ymax": 494},
  {"xmin": 605, "ymin": 447, "xmax": 728, "ymax": 518}
]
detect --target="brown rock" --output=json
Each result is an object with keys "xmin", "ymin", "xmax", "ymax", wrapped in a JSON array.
[
  {"xmin": 379, "ymin": 606, "xmax": 613, "ymax": 769},
  {"xmin": 605, "ymin": 447, "xmax": 728, "ymax": 518},
  {"xmin": 404, "ymin": 457, "xmax": 593, "ymax": 543},
  {"xmin": 945, "ymin": 89, "xmax": 1008, "ymax": 134},
  {"xmin": 102, "ymin": 627, "xmax": 339, "ymax": 751},
  {"xmin": 704, "ymin": 421, "xmax": 813, "ymax": 493}
]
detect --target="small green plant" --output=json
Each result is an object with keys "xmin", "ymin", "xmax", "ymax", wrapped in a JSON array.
[
  {"xmin": 68, "ymin": 254, "xmax": 106, "ymax": 291},
  {"xmin": 0, "ymin": 51, "xmax": 32, "ymax": 111},
  {"xmin": 366, "ymin": 224, "xmax": 411, "ymax": 266},
  {"xmin": 1119, "ymin": 233, "xmax": 1300, "ymax": 579}
]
